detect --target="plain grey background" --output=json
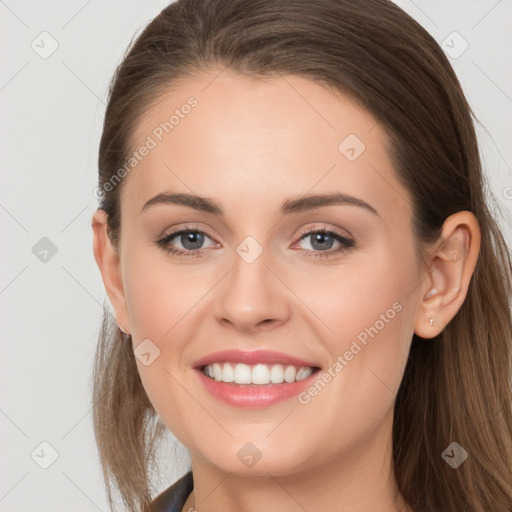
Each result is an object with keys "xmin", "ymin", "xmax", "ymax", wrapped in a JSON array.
[{"xmin": 1, "ymin": 0, "xmax": 511, "ymax": 510}]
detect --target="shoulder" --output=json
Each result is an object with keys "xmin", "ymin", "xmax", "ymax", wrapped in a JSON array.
[{"xmin": 150, "ymin": 471, "xmax": 194, "ymax": 512}]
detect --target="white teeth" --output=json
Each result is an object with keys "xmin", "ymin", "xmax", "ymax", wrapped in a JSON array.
[
  {"xmin": 222, "ymin": 362, "xmax": 234, "ymax": 382},
  {"xmin": 251, "ymin": 364, "xmax": 270, "ymax": 385},
  {"xmin": 213, "ymin": 363, "xmax": 223, "ymax": 381},
  {"xmin": 284, "ymin": 365, "xmax": 296, "ymax": 383},
  {"xmin": 202, "ymin": 362, "xmax": 316, "ymax": 385},
  {"xmin": 270, "ymin": 364, "xmax": 284, "ymax": 383},
  {"xmin": 234, "ymin": 363, "xmax": 252, "ymax": 384},
  {"xmin": 296, "ymin": 367, "xmax": 313, "ymax": 381}
]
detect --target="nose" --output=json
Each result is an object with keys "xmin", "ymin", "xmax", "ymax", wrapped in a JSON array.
[{"xmin": 213, "ymin": 246, "xmax": 291, "ymax": 333}]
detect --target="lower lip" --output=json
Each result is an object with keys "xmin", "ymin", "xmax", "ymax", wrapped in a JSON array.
[{"xmin": 195, "ymin": 368, "xmax": 319, "ymax": 408}]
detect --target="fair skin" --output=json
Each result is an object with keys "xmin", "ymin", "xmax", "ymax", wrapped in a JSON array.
[{"xmin": 92, "ymin": 68, "xmax": 480, "ymax": 512}]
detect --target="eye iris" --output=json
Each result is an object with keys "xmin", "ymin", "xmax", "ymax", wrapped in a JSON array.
[
  {"xmin": 311, "ymin": 232, "xmax": 334, "ymax": 250},
  {"xmin": 182, "ymin": 232, "xmax": 204, "ymax": 250}
]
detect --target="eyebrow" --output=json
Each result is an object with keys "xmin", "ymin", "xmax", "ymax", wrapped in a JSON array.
[{"xmin": 141, "ymin": 191, "xmax": 379, "ymax": 217}]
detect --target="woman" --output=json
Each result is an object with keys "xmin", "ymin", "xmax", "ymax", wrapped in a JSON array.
[{"xmin": 90, "ymin": 0, "xmax": 512, "ymax": 511}]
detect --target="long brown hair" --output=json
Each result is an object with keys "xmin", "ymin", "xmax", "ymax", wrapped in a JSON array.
[{"xmin": 92, "ymin": 0, "xmax": 512, "ymax": 510}]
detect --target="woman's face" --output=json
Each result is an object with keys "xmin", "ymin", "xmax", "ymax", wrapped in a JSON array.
[{"xmin": 112, "ymin": 69, "xmax": 426, "ymax": 475}]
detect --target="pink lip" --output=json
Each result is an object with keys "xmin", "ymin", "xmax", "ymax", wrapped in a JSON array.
[
  {"xmin": 195, "ymin": 368, "xmax": 320, "ymax": 408},
  {"xmin": 192, "ymin": 349, "xmax": 320, "ymax": 369},
  {"xmin": 192, "ymin": 349, "xmax": 321, "ymax": 409}
]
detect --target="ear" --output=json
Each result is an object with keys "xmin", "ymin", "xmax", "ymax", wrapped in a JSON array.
[
  {"xmin": 91, "ymin": 209, "xmax": 131, "ymax": 335},
  {"xmin": 414, "ymin": 211, "xmax": 481, "ymax": 339}
]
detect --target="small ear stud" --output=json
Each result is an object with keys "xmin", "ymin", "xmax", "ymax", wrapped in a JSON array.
[{"xmin": 429, "ymin": 317, "xmax": 434, "ymax": 327}]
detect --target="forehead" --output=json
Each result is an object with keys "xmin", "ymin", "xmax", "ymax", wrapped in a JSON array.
[
  {"xmin": 132, "ymin": 69, "xmax": 379, "ymax": 153},
  {"xmin": 123, "ymin": 69, "xmax": 411, "ymax": 221}
]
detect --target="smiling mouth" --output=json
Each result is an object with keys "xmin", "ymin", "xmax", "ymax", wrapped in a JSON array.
[{"xmin": 200, "ymin": 362, "xmax": 321, "ymax": 385}]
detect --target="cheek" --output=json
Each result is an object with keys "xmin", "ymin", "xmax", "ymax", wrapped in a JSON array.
[
  {"xmin": 291, "ymin": 247, "xmax": 417, "ymax": 396},
  {"xmin": 294, "ymin": 251, "xmax": 412, "ymax": 341},
  {"xmin": 281, "ymin": 260, "xmax": 416, "ymax": 449},
  {"xmin": 122, "ymin": 243, "xmax": 207, "ymax": 341},
  {"xmin": 123, "ymin": 254, "xmax": 198, "ymax": 442},
  {"xmin": 121, "ymin": 246, "xmax": 217, "ymax": 433}
]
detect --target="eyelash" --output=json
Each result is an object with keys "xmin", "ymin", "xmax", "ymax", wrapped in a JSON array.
[{"xmin": 154, "ymin": 226, "xmax": 355, "ymax": 259}]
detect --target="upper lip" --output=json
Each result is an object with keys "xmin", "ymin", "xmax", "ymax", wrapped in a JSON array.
[{"xmin": 193, "ymin": 349, "xmax": 321, "ymax": 369}]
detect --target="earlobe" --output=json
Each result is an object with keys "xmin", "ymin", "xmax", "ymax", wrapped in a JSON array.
[
  {"xmin": 414, "ymin": 211, "xmax": 481, "ymax": 339},
  {"xmin": 91, "ymin": 209, "xmax": 131, "ymax": 335}
]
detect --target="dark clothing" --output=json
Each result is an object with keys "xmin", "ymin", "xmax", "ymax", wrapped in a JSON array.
[{"xmin": 150, "ymin": 471, "xmax": 193, "ymax": 512}]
